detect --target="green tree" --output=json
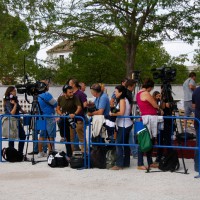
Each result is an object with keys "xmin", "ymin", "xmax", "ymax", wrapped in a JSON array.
[
  {"xmin": 54, "ymin": 38, "xmax": 177, "ymax": 84},
  {"xmin": 193, "ymin": 45, "xmax": 200, "ymax": 65},
  {"xmin": 4, "ymin": 0, "xmax": 199, "ymax": 78},
  {"xmin": 0, "ymin": 5, "xmax": 40, "ymax": 84},
  {"xmin": 54, "ymin": 37, "xmax": 126, "ymax": 84}
]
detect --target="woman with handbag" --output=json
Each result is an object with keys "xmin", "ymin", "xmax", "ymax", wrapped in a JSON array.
[
  {"xmin": 3, "ymin": 86, "xmax": 26, "ymax": 154},
  {"xmin": 136, "ymin": 79, "xmax": 161, "ymax": 170},
  {"xmin": 109, "ymin": 85, "xmax": 133, "ymax": 170}
]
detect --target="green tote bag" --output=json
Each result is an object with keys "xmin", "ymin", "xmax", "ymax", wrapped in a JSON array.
[{"xmin": 137, "ymin": 126, "xmax": 152, "ymax": 152}]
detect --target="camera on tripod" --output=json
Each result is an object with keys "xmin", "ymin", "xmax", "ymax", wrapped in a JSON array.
[
  {"xmin": 151, "ymin": 65, "xmax": 176, "ymax": 82},
  {"xmin": 15, "ymin": 81, "xmax": 48, "ymax": 96}
]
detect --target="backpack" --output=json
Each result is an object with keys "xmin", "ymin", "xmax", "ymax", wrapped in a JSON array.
[
  {"xmin": 158, "ymin": 150, "xmax": 180, "ymax": 172},
  {"xmin": 70, "ymin": 151, "xmax": 84, "ymax": 169},
  {"xmin": 106, "ymin": 148, "xmax": 116, "ymax": 169},
  {"xmin": 2, "ymin": 147, "xmax": 24, "ymax": 162},
  {"xmin": 90, "ymin": 146, "xmax": 107, "ymax": 169},
  {"xmin": 47, "ymin": 151, "xmax": 69, "ymax": 168}
]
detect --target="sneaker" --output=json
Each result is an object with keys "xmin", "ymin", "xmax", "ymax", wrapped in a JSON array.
[
  {"xmin": 37, "ymin": 152, "xmax": 47, "ymax": 158},
  {"xmin": 28, "ymin": 151, "xmax": 39, "ymax": 155}
]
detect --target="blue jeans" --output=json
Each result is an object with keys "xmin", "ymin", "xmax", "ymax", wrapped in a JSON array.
[
  {"xmin": 129, "ymin": 126, "xmax": 138, "ymax": 157},
  {"xmin": 138, "ymin": 148, "xmax": 153, "ymax": 166},
  {"xmin": 195, "ymin": 123, "xmax": 200, "ymax": 172},
  {"xmin": 116, "ymin": 125, "xmax": 132, "ymax": 167}
]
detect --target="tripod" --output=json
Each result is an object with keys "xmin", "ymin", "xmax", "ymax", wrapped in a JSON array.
[
  {"xmin": 24, "ymin": 94, "xmax": 52, "ymax": 165},
  {"xmin": 132, "ymin": 77, "xmax": 142, "ymax": 117}
]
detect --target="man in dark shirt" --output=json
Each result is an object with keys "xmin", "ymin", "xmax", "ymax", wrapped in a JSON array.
[
  {"xmin": 192, "ymin": 86, "xmax": 200, "ymax": 172},
  {"xmin": 69, "ymin": 79, "xmax": 88, "ymax": 153},
  {"xmin": 56, "ymin": 85, "xmax": 81, "ymax": 157}
]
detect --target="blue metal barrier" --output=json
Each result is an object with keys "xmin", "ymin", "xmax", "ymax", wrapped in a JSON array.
[
  {"xmin": 87, "ymin": 115, "xmax": 200, "ymax": 178},
  {"xmin": 0, "ymin": 114, "xmax": 87, "ymax": 167},
  {"xmin": 1, "ymin": 114, "xmax": 200, "ymax": 178}
]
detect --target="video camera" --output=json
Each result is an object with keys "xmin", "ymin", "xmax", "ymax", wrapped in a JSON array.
[
  {"xmin": 132, "ymin": 70, "xmax": 141, "ymax": 82},
  {"xmin": 4, "ymin": 94, "xmax": 18, "ymax": 103},
  {"xmin": 15, "ymin": 81, "xmax": 47, "ymax": 96},
  {"xmin": 151, "ymin": 66, "xmax": 176, "ymax": 82}
]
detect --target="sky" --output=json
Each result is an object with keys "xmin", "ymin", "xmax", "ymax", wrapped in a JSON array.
[{"xmin": 37, "ymin": 40, "xmax": 199, "ymax": 67}]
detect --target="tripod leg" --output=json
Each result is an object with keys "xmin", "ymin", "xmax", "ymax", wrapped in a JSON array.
[
  {"xmin": 179, "ymin": 145, "xmax": 189, "ymax": 174},
  {"xmin": 24, "ymin": 122, "xmax": 32, "ymax": 161}
]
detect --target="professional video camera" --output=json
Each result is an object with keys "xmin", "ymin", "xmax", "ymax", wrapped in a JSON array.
[
  {"xmin": 132, "ymin": 70, "xmax": 141, "ymax": 82},
  {"xmin": 15, "ymin": 81, "xmax": 47, "ymax": 96},
  {"xmin": 151, "ymin": 66, "xmax": 176, "ymax": 82}
]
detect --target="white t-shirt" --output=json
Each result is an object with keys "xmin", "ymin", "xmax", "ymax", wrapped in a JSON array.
[
  {"xmin": 183, "ymin": 78, "xmax": 196, "ymax": 101},
  {"xmin": 116, "ymin": 98, "xmax": 133, "ymax": 128}
]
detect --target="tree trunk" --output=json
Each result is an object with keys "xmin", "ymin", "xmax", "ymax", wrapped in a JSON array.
[{"xmin": 125, "ymin": 42, "xmax": 137, "ymax": 79}]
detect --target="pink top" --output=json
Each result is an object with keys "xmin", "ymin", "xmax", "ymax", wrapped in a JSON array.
[{"xmin": 136, "ymin": 91, "xmax": 157, "ymax": 116}]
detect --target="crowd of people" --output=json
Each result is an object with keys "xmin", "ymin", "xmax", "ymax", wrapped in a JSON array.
[{"xmin": 1, "ymin": 73, "xmax": 199, "ymax": 172}]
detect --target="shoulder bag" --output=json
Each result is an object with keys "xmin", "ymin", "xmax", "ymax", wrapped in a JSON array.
[
  {"xmin": 2, "ymin": 117, "xmax": 18, "ymax": 139},
  {"xmin": 137, "ymin": 125, "xmax": 152, "ymax": 152}
]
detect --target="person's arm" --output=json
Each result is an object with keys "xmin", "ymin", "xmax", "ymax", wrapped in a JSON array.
[
  {"xmin": 10, "ymin": 100, "xmax": 17, "ymax": 115},
  {"xmin": 143, "ymin": 91, "xmax": 159, "ymax": 109},
  {"xmin": 56, "ymin": 97, "xmax": 62, "ymax": 115},
  {"xmin": 189, "ymin": 79, "xmax": 196, "ymax": 91},
  {"xmin": 110, "ymin": 99, "xmax": 125, "ymax": 116},
  {"xmin": 69, "ymin": 105, "xmax": 82, "ymax": 118}
]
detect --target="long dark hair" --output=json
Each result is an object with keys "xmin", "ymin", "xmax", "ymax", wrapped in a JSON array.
[
  {"xmin": 115, "ymin": 85, "xmax": 131, "ymax": 104},
  {"xmin": 3, "ymin": 86, "xmax": 15, "ymax": 106}
]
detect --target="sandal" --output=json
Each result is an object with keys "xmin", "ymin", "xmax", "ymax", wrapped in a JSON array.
[
  {"xmin": 150, "ymin": 163, "xmax": 159, "ymax": 168},
  {"xmin": 110, "ymin": 166, "xmax": 123, "ymax": 170},
  {"xmin": 137, "ymin": 166, "xmax": 147, "ymax": 170}
]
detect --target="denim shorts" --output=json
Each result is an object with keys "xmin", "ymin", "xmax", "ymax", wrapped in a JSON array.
[
  {"xmin": 40, "ymin": 117, "xmax": 56, "ymax": 138},
  {"xmin": 184, "ymin": 101, "xmax": 194, "ymax": 116}
]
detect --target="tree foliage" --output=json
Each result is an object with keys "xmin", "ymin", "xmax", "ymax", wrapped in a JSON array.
[
  {"xmin": 0, "ymin": 4, "xmax": 40, "ymax": 84},
  {"xmin": 3, "ymin": 0, "xmax": 200, "ymax": 78},
  {"xmin": 52, "ymin": 37, "xmax": 188, "ymax": 85}
]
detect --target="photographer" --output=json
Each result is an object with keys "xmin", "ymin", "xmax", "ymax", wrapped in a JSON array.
[
  {"xmin": 56, "ymin": 85, "xmax": 82, "ymax": 158},
  {"xmin": 37, "ymin": 80, "xmax": 58, "ymax": 158},
  {"xmin": 110, "ymin": 85, "xmax": 133, "ymax": 170},
  {"xmin": 88, "ymin": 83, "xmax": 110, "ymax": 142},
  {"xmin": 69, "ymin": 78, "xmax": 87, "ymax": 152},
  {"xmin": 3, "ymin": 86, "xmax": 26, "ymax": 154}
]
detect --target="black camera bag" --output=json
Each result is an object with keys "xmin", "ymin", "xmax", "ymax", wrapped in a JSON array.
[
  {"xmin": 158, "ymin": 150, "xmax": 180, "ymax": 172},
  {"xmin": 70, "ymin": 156, "xmax": 84, "ymax": 169},
  {"xmin": 2, "ymin": 147, "xmax": 24, "ymax": 162},
  {"xmin": 47, "ymin": 151, "xmax": 69, "ymax": 168}
]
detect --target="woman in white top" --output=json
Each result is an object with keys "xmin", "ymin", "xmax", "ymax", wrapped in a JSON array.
[{"xmin": 110, "ymin": 85, "xmax": 133, "ymax": 170}]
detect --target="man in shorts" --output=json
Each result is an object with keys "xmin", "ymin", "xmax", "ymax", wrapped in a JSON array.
[
  {"xmin": 183, "ymin": 72, "xmax": 196, "ymax": 130},
  {"xmin": 38, "ymin": 80, "xmax": 58, "ymax": 158}
]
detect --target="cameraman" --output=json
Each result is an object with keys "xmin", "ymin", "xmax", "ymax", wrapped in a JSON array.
[
  {"xmin": 3, "ymin": 86, "xmax": 26, "ymax": 154},
  {"xmin": 37, "ymin": 80, "xmax": 58, "ymax": 158},
  {"xmin": 56, "ymin": 85, "xmax": 82, "ymax": 158},
  {"xmin": 155, "ymin": 84, "xmax": 174, "ymax": 163}
]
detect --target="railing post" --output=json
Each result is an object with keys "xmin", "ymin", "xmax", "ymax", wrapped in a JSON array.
[{"xmin": 0, "ymin": 115, "xmax": 2, "ymax": 162}]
